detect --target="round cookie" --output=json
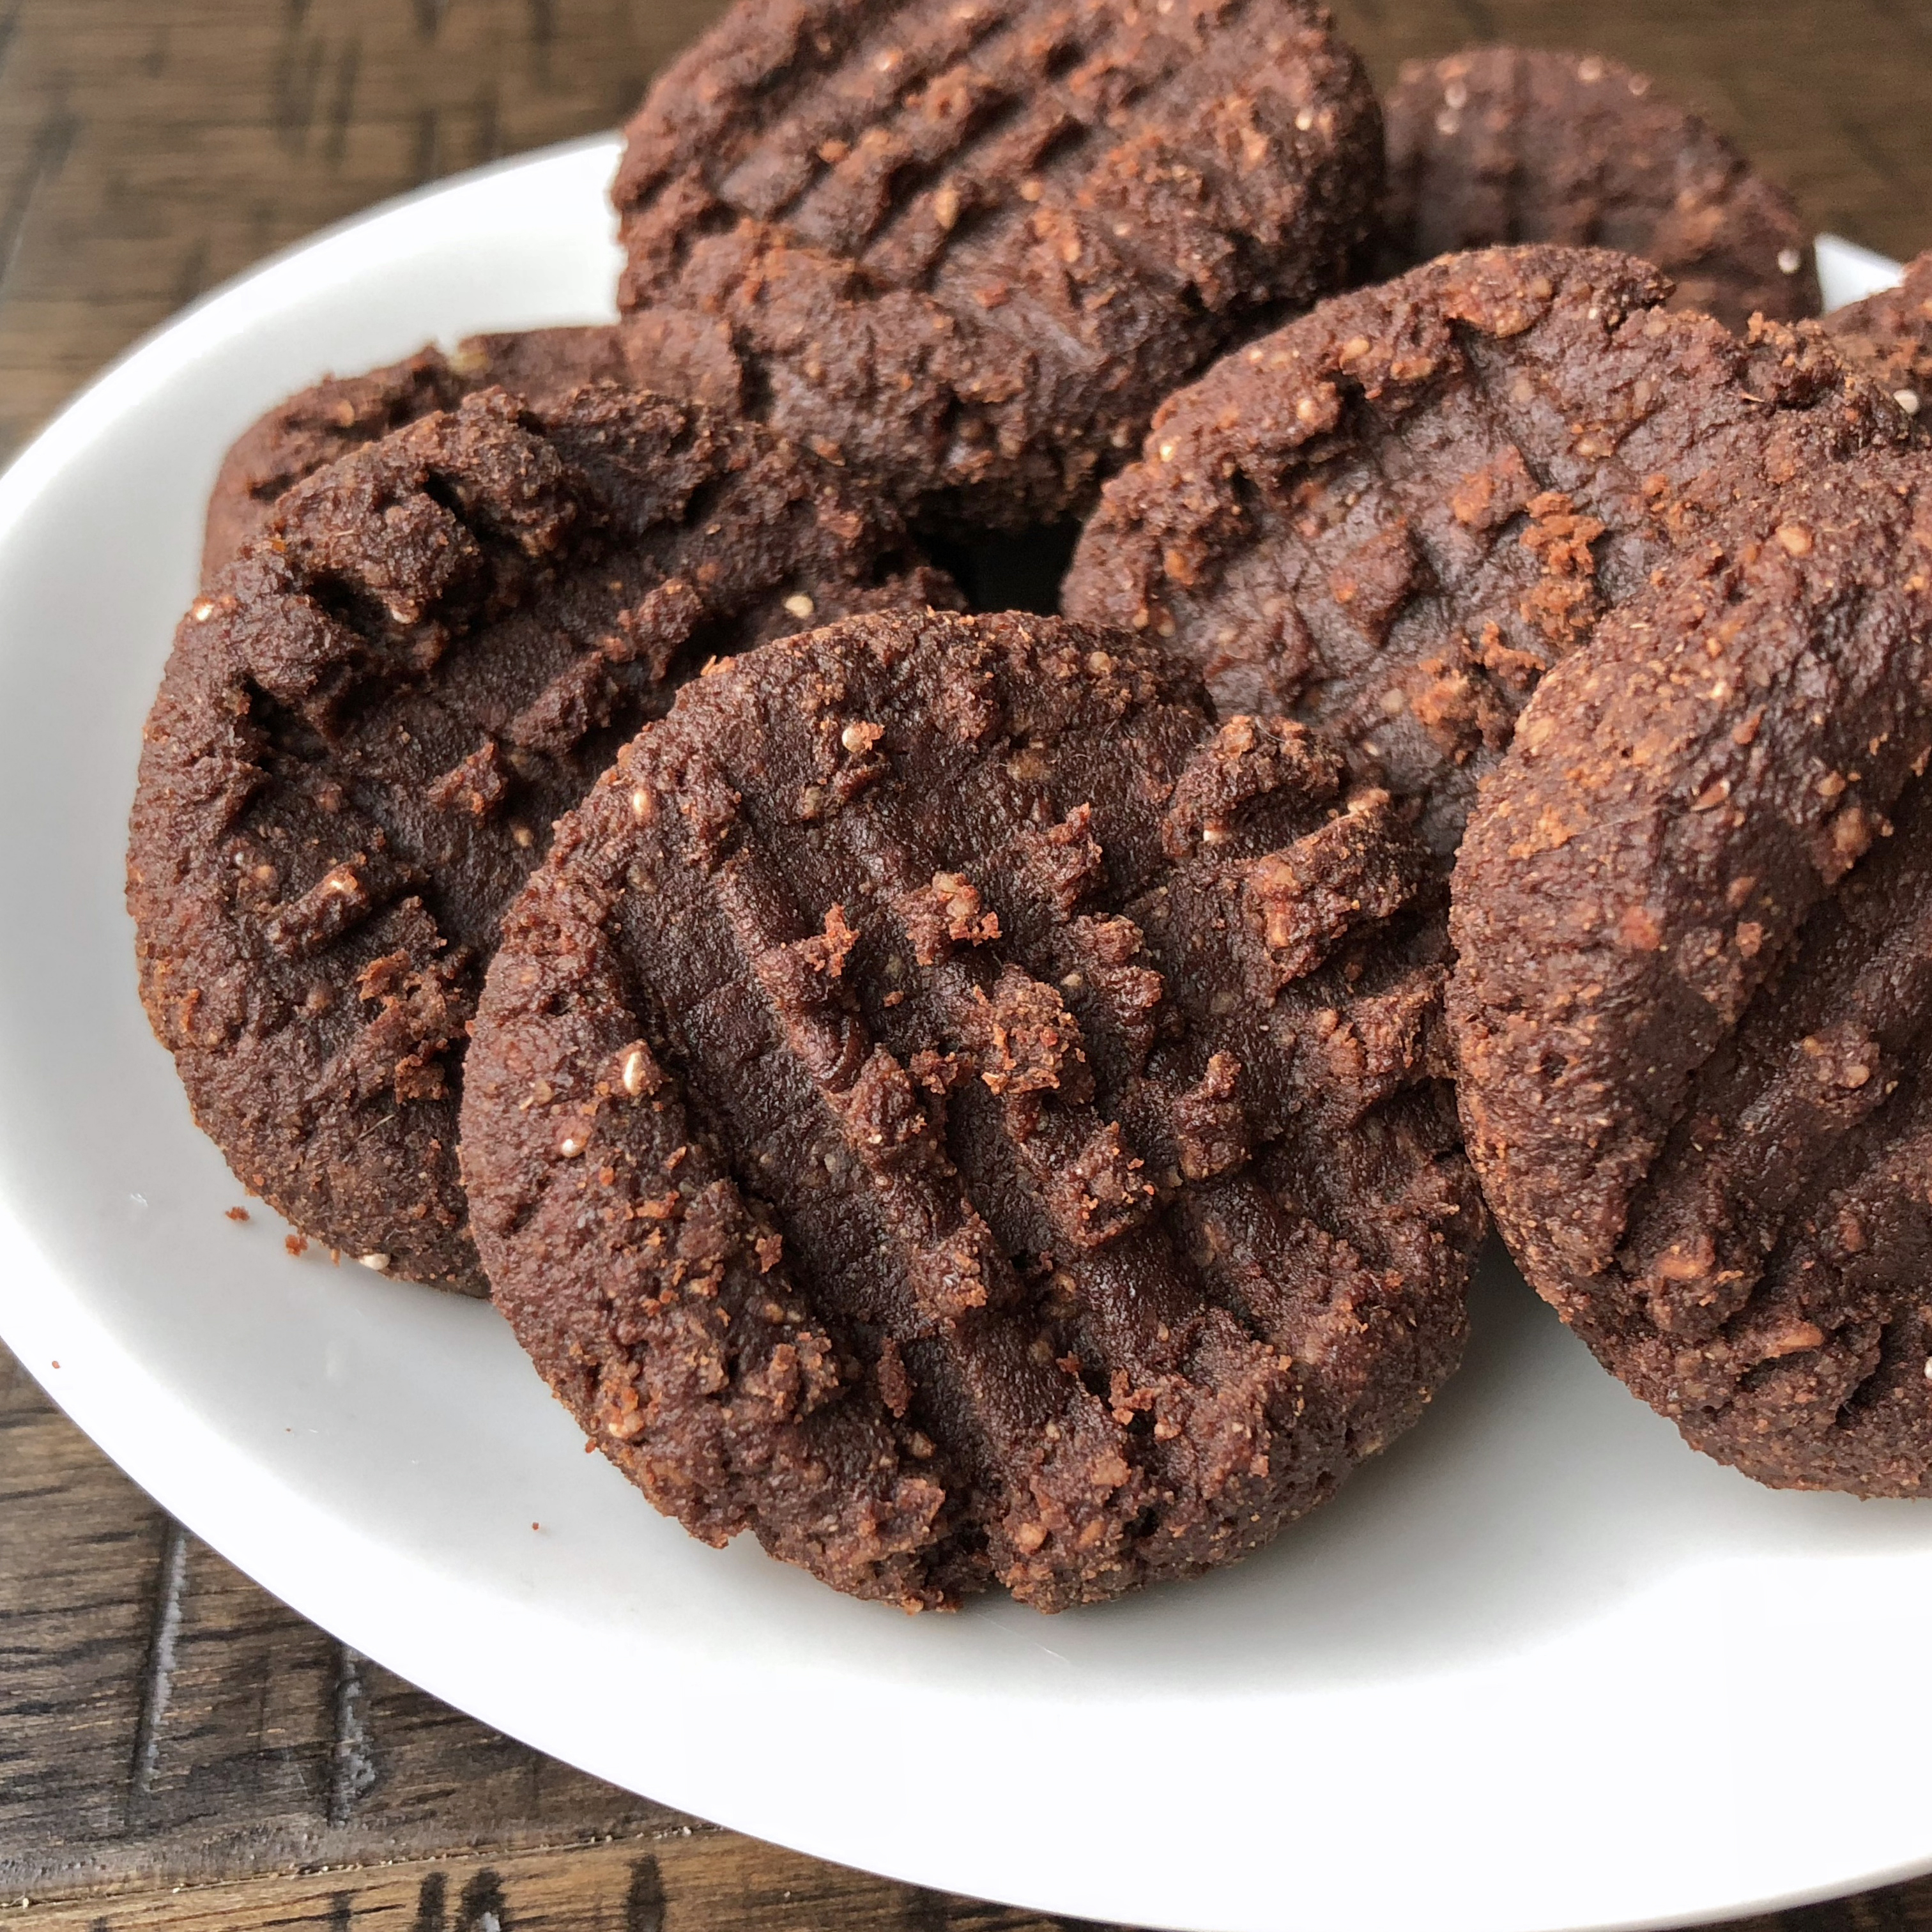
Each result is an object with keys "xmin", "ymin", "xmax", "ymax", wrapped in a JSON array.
[
  {"xmin": 1381, "ymin": 47, "xmax": 1818, "ymax": 334},
  {"xmin": 1064, "ymin": 245, "xmax": 1912, "ymax": 859},
  {"xmin": 1450, "ymin": 454, "xmax": 1932, "ymax": 1495},
  {"xmin": 461, "ymin": 610, "xmax": 1480, "ymax": 1609},
  {"xmin": 132, "ymin": 385, "xmax": 958, "ymax": 1294},
  {"xmin": 1823, "ymin": 250, "xmax": 1932, "ymax": 417},
  {"xmin": 610, "ymin": 0, "xmax": 1383, "ymax": 532}
]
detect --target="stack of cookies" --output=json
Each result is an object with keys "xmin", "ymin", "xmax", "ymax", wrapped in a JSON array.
[{"xmin": 128, "ymin": 0, "xmax": 1932, "ymax": 1612}]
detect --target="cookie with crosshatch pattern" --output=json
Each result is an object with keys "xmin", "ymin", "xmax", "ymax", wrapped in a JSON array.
[
  {"xmin": 132, "ymin": 384, "xmax": 956, "ymax": 1292},
  {"xmin": 461, "ymin": 609, "xmax": 1480, "ymax": 1609},
  {"xmin": 1064, "ymin": 245, "xmax": 1910, "ymax": 861},
  {"xmin": 608, "ymin": 0, "xmax": 1383, "ymax": 531},
  {"xmin": 1451, "ymin": 452, "xmax": 1932, "ymax": 1496}
]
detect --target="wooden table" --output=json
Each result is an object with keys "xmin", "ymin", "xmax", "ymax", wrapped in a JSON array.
[{"xmin": 3, "ymin": 3, "xmax": 1931, "ymax": 1926}]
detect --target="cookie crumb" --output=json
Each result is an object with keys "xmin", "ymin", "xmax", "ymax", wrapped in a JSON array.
[{"xmin": 226, "ymin": 1206, "xmax": 250, "ymax": 1222}]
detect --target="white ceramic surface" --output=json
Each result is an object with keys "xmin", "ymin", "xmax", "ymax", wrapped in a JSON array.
[
  {"xmin": 1818, "ymin": 232, "xmax": 1909, "ymax": 311},
  {"xmin": 0, "ymin": 139, "xmax": 1926, "ymax": 1932}
]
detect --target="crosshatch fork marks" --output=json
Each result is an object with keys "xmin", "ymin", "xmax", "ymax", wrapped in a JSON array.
[
  {"xmin": 610, "ymin": 0, "xmax": 1383, "ymax": 526},
  {"xmin": 464, "ymin": 611, "xmax": 1478, "ymax": 1613},
  {"xmin": 10, "ymin": 3, "xmax": 1932, "ymax": 1926}
]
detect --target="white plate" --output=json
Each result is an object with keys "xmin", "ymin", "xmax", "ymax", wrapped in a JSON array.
[{"xmin": 1, "ymin": 135, "xmax": 1928, "ymax": 1932}]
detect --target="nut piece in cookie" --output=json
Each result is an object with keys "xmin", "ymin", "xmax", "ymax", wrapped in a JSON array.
[
  {"xmin": 1065, "ymin": 244, "xmax": 1912, "ymax": 859},
  {"xmin": 1450, "ymin": 454, "xmax": 1932, "ymax": 1497},
  {"xmin": 130, "ymin": 385, "xmax": 959, "ymax": 1293},
  {"xmin": 1382, "ymin": 47, "xmax": 1819, "ymax": 334},
  {"xmin": 610, "ymin": 0, "xmax": 1383, "ymax": 531},
  {"xmin": 461, "ymin": 610, "xmax": 1480, "ymax": 1610}
]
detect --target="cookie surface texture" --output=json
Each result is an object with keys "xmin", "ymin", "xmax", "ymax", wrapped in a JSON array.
[
  {"xmin": 1823, "ymin": 250, "xmax": 1932, "ymax": 417},
  {"xmin": 132, "ymin": 386, "xmax": 956, "ymax": 1293},
  {"xmin": 1382, "ymin": 46, "xmax": 1818, "ymax": 334},
  {"xmin": 1064, "ymin": 246, "xmax": 1910, "ymax": 858},
  {"xmin": 1450, "ymin": 454, "xmax": 1932, "ymax": 1496},
  {"xmin": 201, "ymin": 327, "xmax": 650, "ymax": 584},
  {"xmin": 610, "ymin": 0, "xmax": 1382, "ymax": 530},
  {"xmin": 461, "ymin": 610, "xmax": 1480, "ymax": 1609}
]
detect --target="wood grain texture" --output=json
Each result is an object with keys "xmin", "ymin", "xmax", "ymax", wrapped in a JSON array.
[
  {"xmin": 4, "ymin": 1827, "xmax": 1097, "ymax": 1931},
  {"xmin": 3, "ymin": 1, "xmax": 1932, "ymax": 1927},
  {"xmin": 0, "ymin": 1346, "xmax": 1095, "ymax": 1928},
  {"xmin": 0, "ymin": 1347, "xmax": 678, "ymax": 1899}
]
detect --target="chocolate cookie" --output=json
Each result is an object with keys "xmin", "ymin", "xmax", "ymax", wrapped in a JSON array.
[
  {"xmin": 1064, "ymin": 246, "xmax": 1910, "ymax": 859},
  {"xmin": 132, "ymin": 385, "xmax": 957, "ymax": 1294},
  {"xmin": 1823, "ymin": 250, "xmax": 1932, "ymax": 417},
  {"xmin": 610, "ymin": 0, "xmax": 1383, "ymax": 532},
  {"xmin": 1450, "ymin": 454, "xmax": 1932, "ymax": 1495},
  {"xmin": 461, "ymin": 610, "xmax": 1479, "ymax": 1609},
  {"xmin": 1381, "ymin": 47, "xmax": 1818, "ymax": 334},
  {"xmin": 201, "ymin": 319, "xmax": 748, "ymax": 583}
]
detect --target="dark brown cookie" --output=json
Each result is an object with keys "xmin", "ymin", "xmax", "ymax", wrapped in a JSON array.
[
  {"xmin": 1064, "ymin": 245, "xmax": 1911, "ymax": 859},
  {"xmin": 610, "ymin": 0, "xmax": 1383, "ymax": 532},
  {"xmin": 461, "ymin": 610, "xmax": 1480, "ymax": 1609},
  {"xmin": 1381, "ymin": 47, "xmax": 1819, "ymax": 334},
  {"xmin": 1450, "ymin": 453, "xmax": 1932, "ymax": 1495},
  {"xmin": 1823, "ymin": 250, "xmax": 1932, "ymax": 417},
  {"xmin": 200, "ymin": 319, "xmax": 749, "ymax": 584},
  {"xmin": 132, "ymin": 385, "xmax": 958, "ymax": 1294},
  {"xmin": 203, "ymin": 328, "xmax": 620, "ymax": 583}
]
